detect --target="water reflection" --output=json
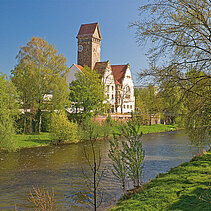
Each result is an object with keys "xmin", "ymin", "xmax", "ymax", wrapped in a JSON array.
[{"xmin": 0, "ymin": 131, "xmax": 206, "ymax": 210}]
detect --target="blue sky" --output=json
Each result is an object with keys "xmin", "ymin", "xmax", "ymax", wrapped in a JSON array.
[{"xmin": 0, "ymin": 0, "xmax": 148, "ymax": 85}]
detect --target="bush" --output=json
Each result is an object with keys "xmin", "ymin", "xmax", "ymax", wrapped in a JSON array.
[
  {"xmin": 77, "ymin": 117, "xmax": 101, "ymax": 140},
  {"xmin": 50, "ymin": 111, "xmax": 78, "ymax": 144}
]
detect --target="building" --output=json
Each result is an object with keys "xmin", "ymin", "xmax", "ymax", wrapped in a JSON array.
[{"xmin": 66, "ymin": 22, "xmax": 135, "ymax": 114}]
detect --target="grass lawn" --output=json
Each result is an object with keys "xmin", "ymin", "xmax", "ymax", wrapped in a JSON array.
[
  {"xmin": 112, "ymin": 124, "xmax": 177, "ymax": 135},
  {"xmin": 138, "ymin": 124, "xmax": 177, "ymax": 134},
  {"xmin": 14, "ymin": 133, "xmax": 53, "ymax": 149},
  {"xmin": 111, "ymin": 150, "xmax": 211, "ymax": 211},
  {"xmin": 13, "ymin": 124, "xmax": 178, "ymax": 150}
]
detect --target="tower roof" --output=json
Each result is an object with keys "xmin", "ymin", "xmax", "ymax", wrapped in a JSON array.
[
  {"xmin": 76, "ymin": 22, "xmax": 102, "ymax": 39},
  {"xmin": 111, "ymin": 65, "xmax": 128, "ymax": 84}
]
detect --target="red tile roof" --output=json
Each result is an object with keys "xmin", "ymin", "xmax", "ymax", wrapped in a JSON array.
[
  {"xmin": 75, "ymin": 64, "xmax": 83, "ymax": 71},
  {"xmin": 77, "ymin": 23, "xmax": 99, "ymax": 38},
  {"xmin": 111, "ymin": 65, "xmax": 127, "ymax": 84}
]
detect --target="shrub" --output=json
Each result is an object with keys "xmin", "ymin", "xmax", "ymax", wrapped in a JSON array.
[
  {"xmin": 77, "ymin": 117, "xmax": 101, "ymax": 140},
  {"xmin": 50, "ymin": 111, "xmax": 78, "ymax": 144}
]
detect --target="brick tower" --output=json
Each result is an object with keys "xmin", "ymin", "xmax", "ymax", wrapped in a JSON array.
[{"xmin": 76, "ymin": 23, "xmax": 102, "ymax": 69}]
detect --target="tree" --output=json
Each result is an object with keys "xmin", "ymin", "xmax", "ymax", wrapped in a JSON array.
[
  {"xmin": 69, "ymin": 66, "xmax": 105, "ymax": 123},
  {"xmin": 132, "ymin": 0, "xmax": 211, "ymax": 143},
  {"xmin": 50, "ymin": 111, "xmax": 78, "ymax": 144},
  {"xmin": 0, "ymin": 74, "xmax": 19, "ymax": 151},
  {"xmin": 71, "ymin": 121, "xmax": 105, "ymax": 211},
  {"xmin": 109, "ymin": 117, "xmax": 145, "ymax": 194},
  {"xmin": 135, "ymin": 85, "xmax": 163, "ymax": 125},
  {"xmin": 11, "ymin": 37, "xmax": 69, "ymax": 133},
  {"xmin": 120, "ymin": 120, "xmax": 145, "ymax": 188},
  {"xmin": 108, "ymin": 134, "xmax": 128, "ymax": 195}
]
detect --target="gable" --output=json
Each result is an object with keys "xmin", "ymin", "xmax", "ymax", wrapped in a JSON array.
[
  {"xmin": 122, "ymin": 65, "xmax": 134, "ymax": 86},
  {"xmin": 111, "ymin": 65, "xmax": 127, "ymax": 85},
  {"xmin": 66, "ymin": 64, "xmax": 83, "ymax": 86},
  {"xmin": 93, "ymin": 24, "xmax": 102, "ymax": 40}
]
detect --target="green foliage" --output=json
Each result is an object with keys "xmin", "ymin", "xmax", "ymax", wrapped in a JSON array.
[
  {"xmin": 50, "ymin": 111, "xmax": 78, "ymax": 144},
  {"xmin": 11, "ymin": 37, "xmax": 69, "ymax": 133},
  {"xmin": 69, "ymin": 66, "xmax": 105, "ymax": 123},
  {"xmin": 108, "ymin": 135, "xmax": 128, "ymax": 195},
  {"xmin": 120, "ymin": 119, "xmax": 145, "ymax": 188},
  {"xmin": 133, "ymin": 0, "xmax": 211, "ymax": 144},
  {"xmin": 112, "ymin": 150, "xmax": 211, "ymax": 211},
  {"xmin": 77, "ymin": 117, "xmax": 102, "ymax": 141},
  {"xmin": 0, "ymin": 74, "xmax": 19, "ymax": 151},
  {"xmin": 135, "ymin": 85, "xmax": 163, "ymax": 125},
  {"xmin": 109, "ymin": 117, "xmax": 145, "ymax": 195},
  {"xmin": 41, "ymin": 111, "xmax": 51, "ymax": 132}
]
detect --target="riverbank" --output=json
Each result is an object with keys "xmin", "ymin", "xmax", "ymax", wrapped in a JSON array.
[
  {"xmin": 111, "ymin": 149, "xmax": 211, "ymax": 211},
  {"xmin": 14, "ymin": 124, "xmax": 177, "ymax": 150}
]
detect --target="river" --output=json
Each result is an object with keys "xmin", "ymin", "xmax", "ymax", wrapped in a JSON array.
[{"xmin": 0, "ymin": 131, "xmax": 205, "ymax": 210}]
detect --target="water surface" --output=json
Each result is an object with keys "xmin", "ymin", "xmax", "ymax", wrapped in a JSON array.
[{"xmin": 0, "ymin": 131, "xmax": 205, "ymax": 210}]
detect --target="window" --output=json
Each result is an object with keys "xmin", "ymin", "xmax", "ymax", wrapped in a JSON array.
[
  {"xmin": 125, "ymin": 86, "xmax": 131, "ymax": 99},
  {"xmin": 111, "ymin": 94, "xmax": 114, "ymax": 99},
  {"xmin": 106, "ymin": 85, "xmax": 109, "ymax": 92},
  {"xmin": 130, "ymin": 105, "xmax": 132, "ymax": 109},
  {"xmin": 112, "ymin": 86, "xmax": 114, "ymax": 91},
  {"xmin": 127, "ymin": 105, "xmax": 129, "ymax": 109},
  {"xmin": 123, "ymin": 105, "xmax": 125, "ymax": 109},
  {"xmin": 107, "ymin": 94, "xmax": 109, "ymax": 99}
]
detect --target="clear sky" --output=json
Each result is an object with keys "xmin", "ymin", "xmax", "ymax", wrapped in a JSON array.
[{"xmin": 0, "ymin": 0, "xmax": 148, "ymax": 85}]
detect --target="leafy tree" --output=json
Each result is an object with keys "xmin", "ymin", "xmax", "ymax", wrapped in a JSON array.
[
  {"xmin": 69, "ymin": 66, "xmax": 105, "ymax": 123},
  {"xmin": 50, "ymin": 111, "xmax": 78, "ymax": 144},
  {"xmin": 108, "ymin": 134, "xmax": 127, "ymax": 195},
  {"xmin": 135, "ymin": 85, "xmax": 163, "ymax": 125},
  {"xmin": 0, "ymin": 74, "xmax": 19, "ymax": 151},
  {"xmin": 11, "ymin": 37, "xmax": 69, "ymax": 133},
  {"xmin": 132, "ymin": 0, "xmax": 211, "ymax": 144},
  {"xmin": 159, "ymin": 82, "xmax": 183, "ymax": 125},
  {"xmin": 120, "ymin": 120, "xmax": 145, "ymax": 188},
  {"xmin": 109, "ymin": 117, "xmax": 145, "ymax": 193}
]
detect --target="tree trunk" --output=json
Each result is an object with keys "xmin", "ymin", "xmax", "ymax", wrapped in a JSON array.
[
  {"xmin": 29, "ymin": 113, "xmax": 33, "ymax": 133},
  {"xmin": 149, "ymin": 113, "xmax": 152, "ymax": 126},
  {"xmin": 36, "ymin": 109, "xmax": 42, "ymax": 133}
]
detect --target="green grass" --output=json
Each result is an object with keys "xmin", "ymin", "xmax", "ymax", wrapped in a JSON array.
[
  {"xmin": 112, "ymin": 124, "xmax": 177, "ymax": 135},
  {"xmin": 111, "ymin": 150, "xmax": 211, "ymax": 211},
  {"xmin": 138, "ymin": 124, "xmax": 177, "ymax": 134},
  {"xmin": 14, "ymin": 133, "xmax": 53, "ymax": 149},
  {"xmin": 13, "ymin": 124, "xmax": 178, "ymax": 150}
]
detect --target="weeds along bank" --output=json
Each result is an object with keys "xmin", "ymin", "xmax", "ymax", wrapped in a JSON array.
[{"xmin": 111, "ymin": 150, "xmax": 211, "ymax": 211}]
